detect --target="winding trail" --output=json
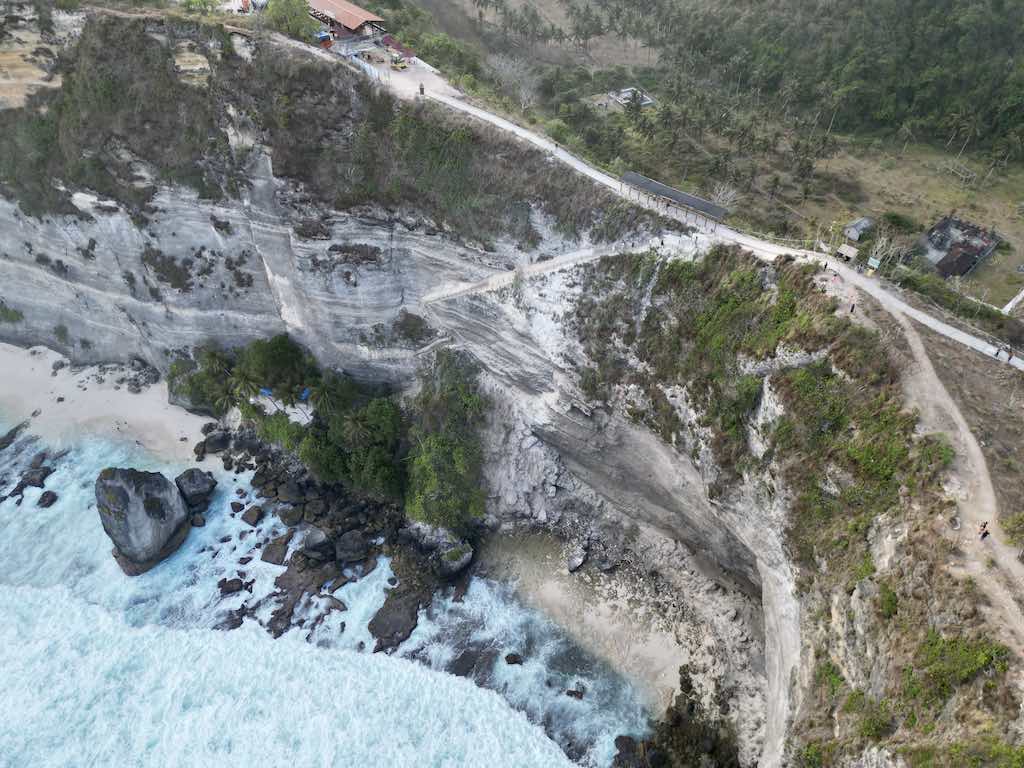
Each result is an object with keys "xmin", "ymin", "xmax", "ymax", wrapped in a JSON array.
[
  {"xmin": 895, "ymin": 315, "xmax": 1024, "ymax": 655},
  {"xmin": 416, "ymin": 91, "xmax": 1024, "ymax": 374}
]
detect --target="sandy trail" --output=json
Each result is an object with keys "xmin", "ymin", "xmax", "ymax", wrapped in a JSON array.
[
  {"xmin": 0, "ymin": 343, "xmax": 208, "ymax": 462},
  {"xmin": 894, "ymin": 316, "xmax": 1024, "ymax": 655}
]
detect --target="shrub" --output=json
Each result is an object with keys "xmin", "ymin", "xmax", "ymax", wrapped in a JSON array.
[
  {"xmin": 405, "ymin": 349, "xmax": 489, "ymax": 534},
  {"xmin": 0, "ymin": 301, "xmax": 24, "ymax": 323},
  {"xmin": 879, "ymin": 582, "xmax": 899, "ymax": 619},
  {"xmin": 257, "ymin": 410, "xmax": 305, "ymax": 451},
  {"xmin": 264, "ymin": 0, "xmax": 318, "ymax": 41},
  {"xmin": 54, "ymin": 324, "xmax": 69, "ymax": 344},
  {"xmin": 907, "ymin": 630, "xmax": 1009, "ymax": 705}
]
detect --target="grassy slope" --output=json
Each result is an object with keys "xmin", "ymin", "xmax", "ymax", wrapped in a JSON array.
[{"xmin": 573, "ymin": 246, "xmax": 1020, "ymax": 764}]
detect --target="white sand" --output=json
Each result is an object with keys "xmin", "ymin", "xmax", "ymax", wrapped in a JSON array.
[
  {"xmin": 0, "ymin": 344, "xmax": 209, "ymax": 461},
  {"xmin": 478, "ymin": 533, "xmax": 686, "ymax": 711}
]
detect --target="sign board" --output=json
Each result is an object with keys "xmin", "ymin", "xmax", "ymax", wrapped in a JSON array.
[{"xmin": 867, "ymin": 257, "xmax": 881, "ymax": 269}]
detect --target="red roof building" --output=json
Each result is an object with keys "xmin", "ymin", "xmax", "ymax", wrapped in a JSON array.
[{"xmin": 308, "ymin": 0, "xmax": 385, "ymax": 36}]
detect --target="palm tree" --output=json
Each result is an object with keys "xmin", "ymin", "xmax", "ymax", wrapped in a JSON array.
[
  {"xmin": 230, "ymin": 367, "xmax": 259, "ymax": 404},
  {"xmin": 213, "ymin": 386, "xmax": 236, "ymax": 416},
  {"xmin": 897, "ymin": 121, "xmax": 916, "ymax": 156},
  {"xmin": 341, "ymin": 410, "xmax": 370, "ymax": 448}
]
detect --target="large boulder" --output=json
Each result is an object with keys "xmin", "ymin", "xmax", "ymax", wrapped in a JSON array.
[
  {"xmin": 95, "ymin": 468, "xmax": 191, "ymax": 576},
  {"xmin": 174, "ymin": 468, "xmax": 217, "ymax": 512}
]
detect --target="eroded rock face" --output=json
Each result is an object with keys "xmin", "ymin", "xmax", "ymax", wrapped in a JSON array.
[{"xmin": 95, "ymin": 468, "xmax": 190, "ymax": 575}]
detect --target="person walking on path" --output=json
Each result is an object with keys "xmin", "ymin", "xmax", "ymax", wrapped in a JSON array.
[{"xmin": 979, "ymin": 521, "xmax": 991, "ymax": 541}]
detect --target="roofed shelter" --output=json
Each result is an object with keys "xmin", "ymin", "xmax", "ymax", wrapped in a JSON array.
[
  {"xmin": 621, "ymin": 171, "xmax": 727, "ymax": 224},
  {"xmin": 308, "ymin": 0, "xmax": 385, "ymax": 38}
]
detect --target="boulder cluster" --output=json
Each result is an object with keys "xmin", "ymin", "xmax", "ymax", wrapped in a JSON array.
[{"xmin": 94, "ymin": 466, "xmax": 217, "ymax": 576}]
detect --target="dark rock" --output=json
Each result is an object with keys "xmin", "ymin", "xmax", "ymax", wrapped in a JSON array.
[
  {"xmin": 218, "ymin": 577, "xmax": 244, "ymax": 595},
  {"xmin": 368, "ymin": 550, "xmax": 439, "ymax": 653},
  {"xmin": 241, "ymin": 505, "xmax": 264, "ymax": 527},
  {"xmin": 0, "ymin": 421, "xmax": 28, "ymax": 451},
  {"xmin": 302, "ymin": 527, "xmax": 333, "ymax": 560},
  {"xmin": 193, "ymin": 441, "xmax": 206, "ymax": 461},
  {"xmin": 19, "ymin": 466, "xmax": 53, "ymax": 489},
  {"xmin": 448, "ymin": 647, "xmax": 497, "ymax": 680},
  {"xmin": 334, "ymin": 530, "xmax": 369, "ymax": 564},
  {"xmin": 222, "ymin": 455, "xmax": 234, "ymax": 472},
  {"xmin": 37, "ymin": 490, "xmax": 58, "ymax": 508},
  {"xmin": 29, "ymin": 451, "xmax": 47, "ymax": 469},
  {"xmin": 303, "ymin": 498, "xmax": 326, "ymax": 518},
  {"xmin": 435, "ymin": 542, "xmax": 473, "ymax": 577},
  {"xmin": 504, "ymin": 653, "xmax": 524, "ymax": 665},
  {"xmin": 235, "ymin": 487, "xmax": 247, "ymax": 498},
  {"xmin": 174, "ymin": 468, "xmax": 217, "ymax": 512},
  {"xmin": 191, "ymin": 513, "xmax": 206, "ymax": 527},
  {"xmin": 278, "ymin": 505, "xmax": 303, "ymax": 527},
  {"xmin": 201, "ymin": 422, "xmax": 219, "ymax": 435},
  {"xmin": 95, "ymin": 468, "xmax": 191, "ymax": 575},
  {"xmin": 230, "ymin": 501, "xmax": 244, "ymax": 514},
  {"xmin": 238, "ymin": 556, "xmax": 253, "ymax": 565},
  {"xmin": 277, "ymin": 481, "xmax": 303, "ymax": 504},
  {"xmin": 566, "ymin": 687, "xmax": 585, "ymax": 700},
  {"xmin": 261, "ymin": 530, "xmax": 294, "ymax": 565},
  {"xmin": 251, "ymin": 469, "xmax": 270, "ymax": 488},
  {"xmin": 203, "ymin": 430, "xmax": 231, "ymax": 454}
]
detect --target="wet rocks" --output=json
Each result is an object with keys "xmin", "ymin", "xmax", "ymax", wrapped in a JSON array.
[
  {"xmin": 0, "ymin": 421, "xmax": 28, "ymax": 451},
  {"xmin": 504, "ymin": 653, "xmax": 524, "ymax": 665},
  {"xmin": 399, "ymin": 521, "xmax": 474, "ymax": 578},
  {"xmin": 218, "ymin": 577, "xmax": 245, "ymax": 595},
  {"xmin": 174, "ymin": 468, "xmax": 217, "ymax": 512},
  {"xmin": 301, "ymin": 526, "xmax": 333, "ymax": 561},
  {"xmin": 191, "ymin": 513, "xmax": 206, "ymax": 527},
  {"xmin": 260, "ymin": 530, "xmax": 294, "ymax": 566},
  {"xmin": 334, "ymin": 529, "xmax": 369, "ymax": 564},
  {"xmin": 203, "ymin": 430, "xmax": 231, "ymax": 454},
  {"xmin": 565, "ymin": 686, "xmax": 586, "ymax": 700},
  {"xmin": 95, "ymin": 468, "xmax": 191, "ymax": 576},
  {"xmin": 368, "ymin": 549, "xmax": 440, "ymax": 653},
  {"xmin": 230, "ymin": 501, "xmax": 244, "ymax": 514},
  {"xmin": 241, "ymin": 505, "xmax": 264, "ymax": 527},
  {"xmin": 278, "ymin": 505, "xmax": 303, "ymax": 526},
  {"xmin": 37, "ymin": 490, "xmax": 58, "ymax": 508}
]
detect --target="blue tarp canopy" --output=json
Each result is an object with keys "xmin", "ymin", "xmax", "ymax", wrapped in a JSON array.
[
  {"xmin": 299, "ymin": 387, "xmax": 311, "ymax": 402},
  {"xmin": 259, "ymin": 387, "xmax": 273, "ymax": 397}
]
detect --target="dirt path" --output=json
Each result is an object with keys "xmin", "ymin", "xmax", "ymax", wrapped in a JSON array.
[{"xmin": 896, "ymin": 313, "xmax": 1024, "ymax": 655}]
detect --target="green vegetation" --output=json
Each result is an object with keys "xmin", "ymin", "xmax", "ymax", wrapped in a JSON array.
[
  {"xmin": 901, "ymin": 630, "xmax": 1009, "ymax": 708},
  {"xmin": 264, "ymin": 0, "xmax": 318, "ymax": 40},
  {"xmin": 904, "ymin": 738, "xmax": 1024, "ymax": 768},
  {"xmin": 879, "ymin": 582, "xmax": 899, "ymax": 620},
  {"xmin": 299, "ymin": 381, "xmax": 406, "ymax": 500},
  {"xmin": 405, "ymin": 349, "xmax": 488, "ymax": 534},
  {"xmin": 53, "ymin": 324, "xmax": 69, "ymax": 345},
  {"xmin": 547, "ymin": 0, "xmax": 1023, "ymax": 147},
  {"xmin": 816, "ymin": 660, "xmax": 846, "ymax": 700},
  {"xmin": 0, "ymin": 16, "xmax": 226, "ymax": 218},
  {"xmin": 890, "ymin": 267, "xmax": 1024, "ymax": 345},
  {"xmin": 171, "ymin": 338, "xmax": 490, "ymax": 520},
  {"xmin": 0, "ymin": 301, "xmax": 24, "ymax": 323},
  {"xmin": 371, "ymin": 0, "xmax": 482, "ymax": 79}
]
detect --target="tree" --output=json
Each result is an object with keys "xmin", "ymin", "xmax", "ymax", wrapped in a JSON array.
[
  {"xmin": 488, "ymin": 55, "xmax": 540, "ymax": 112},
  {"xmin": 264, "ymin": 0, "xmax": 318, "ymax": 41}
]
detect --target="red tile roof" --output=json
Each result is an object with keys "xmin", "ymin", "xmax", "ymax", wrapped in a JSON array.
[{"xmin": 308, "ymin": 0, "xmax": 383, "ymax": 31}]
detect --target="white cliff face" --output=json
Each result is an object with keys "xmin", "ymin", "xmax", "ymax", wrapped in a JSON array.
[
  {"xmin": 0, "ymin": 147, "xmax": 593, "ymax": 380},
  {"xmin": 428, "ymin": 253, "xmax": 805, "ymax": 766}
]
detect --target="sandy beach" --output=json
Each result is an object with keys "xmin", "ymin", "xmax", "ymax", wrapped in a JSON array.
[
  {"xmin": 478, "ymin": 533, "xmax": 687, "ymax": 711},
  {"xmin": 0, "ymin": 343, "xmax": 209, "ymax": 461}
]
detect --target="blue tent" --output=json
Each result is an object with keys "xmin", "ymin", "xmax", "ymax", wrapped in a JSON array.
[
  {"xmin": 299, "ymin": 387, "xmax": 311, "ymax": 402},
  {"xmin": 259, "ymin": 387, "xmax": 273, "ymax": 397}
]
